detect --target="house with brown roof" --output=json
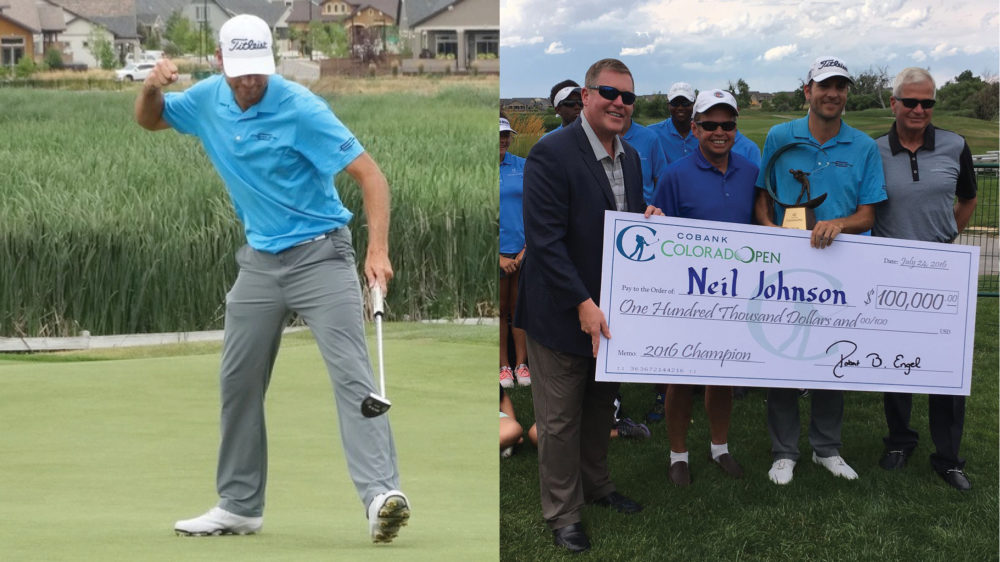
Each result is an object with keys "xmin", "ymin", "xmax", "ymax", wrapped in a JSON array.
[
  {"xmin": 0, "ymin": 0, "xmax": 68, "ymax": 68},
  {"xmin": 52, "ymin": 0, "xmax": 140, "ymax": 64},
  {"xmin": 285, "ymin": 0, "xmax": 397, "ymax": 58}
]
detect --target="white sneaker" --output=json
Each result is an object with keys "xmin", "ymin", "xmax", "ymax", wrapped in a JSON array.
[
  {"xmin": 812, "ymin": 452, "xmax": 858, "ymax": 480},
  {"xmin": 768, "ymin": 459, "xmax": 796, "ymax": 485},
  {"xmin": 174, "ymin": 506, "xmax": 262, "ymax": 536},
  {"xmin": 514, "ymin": 364, "xmax": 531, "ymax": 386},
  {"xmin": 367, "ymin": 490, "xmax": 410, "ymax": 543}
]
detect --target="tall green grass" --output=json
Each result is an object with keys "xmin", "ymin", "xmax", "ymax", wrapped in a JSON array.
[{"xmin": 0, "ymin": 85, "xmax": 497, "ymax": 336}]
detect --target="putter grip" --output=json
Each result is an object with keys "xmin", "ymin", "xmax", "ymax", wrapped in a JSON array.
[{"xmin": 371, "ymin": 285, "xmax": 384, "ymax": 317}]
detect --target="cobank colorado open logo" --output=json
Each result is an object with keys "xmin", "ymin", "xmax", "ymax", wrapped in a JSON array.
[
  {"xmin": 615, "ymin": 224, "xmax": 657, "ymax": 262},
  {"xmin": 615, "ymin": 223, "xmax": 781, "ymax": 265}
]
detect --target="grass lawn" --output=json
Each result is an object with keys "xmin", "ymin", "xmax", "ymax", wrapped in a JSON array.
[
  {"xmin": 0, "ymin": 323, "xmax": 496, "ymax": 561},
  {"xmin": 500, "ymin": 300, "xmax": 998, "ymax": 560}
]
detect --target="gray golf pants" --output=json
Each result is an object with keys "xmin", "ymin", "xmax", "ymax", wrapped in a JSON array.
[
  {"xmin": 215, "ymin": 227, "xmax": 399, "ymax": 518},
  {"xmin": 766, "ymin": 387, "xmax": 844, "ymax": 461}
]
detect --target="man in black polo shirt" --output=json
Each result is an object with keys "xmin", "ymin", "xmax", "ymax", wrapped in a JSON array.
[{"xmin": 873, "ymin": 67, "xmax": 978, "ymax": 491}]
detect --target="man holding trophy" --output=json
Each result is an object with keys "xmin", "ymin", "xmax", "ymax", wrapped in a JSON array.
[{"xmin": 753, "ymin": 56, "xmax": 887, "ymax": 485}]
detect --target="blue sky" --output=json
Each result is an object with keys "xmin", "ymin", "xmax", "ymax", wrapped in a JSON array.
[{"xmin": 499, "ymin": 0, "xmax": 999, "ymax": 98}]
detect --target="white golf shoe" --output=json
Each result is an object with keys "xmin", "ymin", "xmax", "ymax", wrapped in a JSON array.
[
  {"xmin": 812, "ymin": 452, "xmax": 859, "ymax": 480},
  {"xmin": 174, "ymin": 506, "xmax": 262, "ymax": 536},
  {"xmin": 367, "ymin": 490, "xmax": 410, "ymax": 543},
  {"xmin": 768, "ymin": 459, "xmax": 796, "ymax": 485}
]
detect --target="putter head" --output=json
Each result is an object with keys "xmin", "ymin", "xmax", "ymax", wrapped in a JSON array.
[{"xmin": 361, "ymin": 392, "xmax": 392, "ymax": 418}]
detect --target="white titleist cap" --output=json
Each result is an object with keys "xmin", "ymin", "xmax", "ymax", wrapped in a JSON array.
[
  {"xmin": 667, "ymin": 82, "xmax": 696, "ymax": 102},
  {"xmin": 693, "ymin": 89, "xmax": 739, "ymax": 116},
  {"xmin": 500, "ymin": 117, "xmax": 517, "ymax": 134},
  {"xmin": 552, "ymin": 86, "xmax": 581, "ymax": 107},
  {"xmin": 807, "ymin": 56, "xmax": 853, "ymax": 84},
  {"xmin": 219, "ymin": 14, "xmax": 275, "ymax": 77}
]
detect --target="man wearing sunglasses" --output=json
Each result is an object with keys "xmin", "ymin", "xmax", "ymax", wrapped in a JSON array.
[
  {"xmin": 648, "ymin": 82, "xmax": 699, "ymax": 164},
  {"xmin": 873, "ymin": 67, "xmax": 977, "ymax": 491},
  {"xmin": 754, "ymin": 55, "xmax": 887, "ymax": 486},
  {"xmin": 543, "ymin": 80, "xmax": 583, "ymax": 138},
  {"xmin": 516, "ymin": 58, "xmax": 656, "ymax": 554},
  {"xmin": 650, "ymin": 89, "xmax": 758, "ymax": 486}
]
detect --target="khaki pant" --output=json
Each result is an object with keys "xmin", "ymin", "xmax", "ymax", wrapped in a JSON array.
[{"xmin": 526, "ymin": 336, "xmax": 619, "ymax": 529}]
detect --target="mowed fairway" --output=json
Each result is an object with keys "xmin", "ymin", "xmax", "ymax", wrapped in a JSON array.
[{"xmin": 0, "ymin": 323, "xmax": 496, "ymax": 561}]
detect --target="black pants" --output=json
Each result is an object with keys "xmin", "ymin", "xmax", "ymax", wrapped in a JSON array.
[{"xmin": 883, "ymin": 392, "xmax": 966, "ymax": 473}]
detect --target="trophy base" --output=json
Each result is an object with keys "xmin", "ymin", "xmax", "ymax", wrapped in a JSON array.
[{"xmin": 781, "ymin": 206, "xmax": 816, "ymax": 230}]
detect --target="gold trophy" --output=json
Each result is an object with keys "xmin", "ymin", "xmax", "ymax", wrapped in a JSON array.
[{"xmin": 763, "ymin": 142, "xmax": 828, "ymax": 230}]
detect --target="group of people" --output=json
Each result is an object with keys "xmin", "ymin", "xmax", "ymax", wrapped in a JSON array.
[{"xmin": 502, "ymin": 55, "xmax": 978, "ymax": 554}]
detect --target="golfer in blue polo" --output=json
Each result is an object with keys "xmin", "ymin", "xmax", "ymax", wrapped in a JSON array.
[{"xmin": 135, "ymin": 14, "xmax": 408, "ymax": 543}]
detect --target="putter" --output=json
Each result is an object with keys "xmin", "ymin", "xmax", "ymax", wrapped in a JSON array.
[{"xmin": 361, "ymin": 285, "xmax": 392, "ymax": 418}]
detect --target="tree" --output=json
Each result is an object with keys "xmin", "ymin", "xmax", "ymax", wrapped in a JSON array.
[
  {"xmin": 164, "ymin": 11, "xmax": 198, "ymax": 55},
  {"xmin": 44, "ymin": 47, "xmax": 64, "ymax": 70},
  {"xmin": 937, "ymin": 69, "xmax": 997, "ymax": 120},
  {"xmin": 727, "ymin": 78, "xmax": 751, "ymax": 109},
  {"xmin": 853, "ymin": 65, "xmax": 890, "ymax": 109},
  {"xmin": 87, "ymin": 28, "xmax": 117, "ymax": 69},
  {"xmin": 308, "ymin": 21, "xmax": 348, "ymax": 58}
]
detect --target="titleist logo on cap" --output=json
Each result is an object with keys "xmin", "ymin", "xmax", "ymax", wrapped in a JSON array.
[
  {"xmin": 817, "ymin": 59, "xmax": 847, "ymax": 71},
  {"xmin": 229, "ymin": 38, "xmax": 269, "ymax": 51}
]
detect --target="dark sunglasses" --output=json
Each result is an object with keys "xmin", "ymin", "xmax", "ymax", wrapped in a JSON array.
[
  {"xmin": 669, "ymin": 99, "xmax": 693, "ymax": 108},
  {"xmin": 589, "ymin": 85, "xmax": 636, "ymax": 105},
  {"xmin": 897, "ymin": 97, "xmax": 936, "ymax": 109},
  {"xmin": 695, "ymin": 120, "xmax": 737, "ymax": 132},
  {"xmin": 558, "ymin": 99, "xmax": 583, "ymax": 108}
]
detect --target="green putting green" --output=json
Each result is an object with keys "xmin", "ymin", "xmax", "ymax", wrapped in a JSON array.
[{"xmin": 0, "ymin": 324, "xmax": 497, "ymax": 561}]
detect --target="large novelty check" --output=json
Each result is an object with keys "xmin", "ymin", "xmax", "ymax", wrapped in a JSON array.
[{"xmin": 596, "ymin": 212, "xmax": 979, "ymax": 395}]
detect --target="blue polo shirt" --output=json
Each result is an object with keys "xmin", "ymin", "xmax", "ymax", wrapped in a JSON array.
[
  {"xmin": 540, "ymin": 122, "xmax": 564, "ymax": 139},
  {"xmin": 499, "ymin": 151, "xmax": 526, "ymax": 253},
  {"xmin": 622, "ymin": 120, "xmax": 669, "ymax": 204},
  {"xmin": 647, "ymin": 117, "xmax": 698, "ymax": 163},
  {"xmin": 732, "ymin": 131, "xmax": 762, "ymax": 168},
  {"xmin": 652, "ymin": 149, "xmax": 759, "ymax": 224},
  {"xmin": 163, "ymin": 74, "xmax": 364, "ymax": 253},
  {"xmin": 756, "ymin": 116, "xmax": 886, "ymax": 225}
]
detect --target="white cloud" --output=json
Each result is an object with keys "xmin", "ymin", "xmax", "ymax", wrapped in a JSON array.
[
  {"xmin": 912, "ymin": 50, "xmax": 927, "ymax": 62},
  {"xmin": 501, "ymin": 35, "xmax": 544, "ymax": 47},
  {"xmin": 620, "ymin": 44, "xmax": 656, "ymax": 56},
  {"xmin": 682, "ymin": 61, "xmax": 709, "ymax": 70},
  {"xmin": 545, "ymin": 41, "xmax": 569, "ymax": 55},
  {"xmin": 890, "ymin": 7, "xmax": 931, "ymax": 28},
  {"xmin": 930, "ymin": 42, "xmax": 959, "ymax": 59},
  {"xmin": 762, "ymin": 44, "xmax": 798, "ymax": 62}
]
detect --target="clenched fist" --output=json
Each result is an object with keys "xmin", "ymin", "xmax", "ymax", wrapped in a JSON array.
[{"xmin": 144, "ymin": 58, "xmax": 179, "ymax": 90}]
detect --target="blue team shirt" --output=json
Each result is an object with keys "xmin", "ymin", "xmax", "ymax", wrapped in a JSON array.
[
  {"xmin": 163, "ymin": 74, "xmax": 364, "ymax": 253},
  {"xmin": 652, "ymin": 149, "xmax": 759, "ymax": 224},
  {"xmin": 622, "ymin": 121, "xmax": 669, "ymax": 204},
  {"xmin": 499, "ymin": 151, "xmax": 526, "ymax": 253},
  {"xmin": 756, "ymin": 116, "xmax": 886, "ymax": 225},
  {"xmin": 540, "ymin": 122, "xmax": 564, "ymax": 139},
  {"xmin": 647, "ymin": 118, "xmax": 699, "ymax": 163},
  {"xmin": 732, "ymin": 131, "xmax": 762, "ymax": 168}
]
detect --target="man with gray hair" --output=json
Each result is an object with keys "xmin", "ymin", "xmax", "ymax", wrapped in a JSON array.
[{"xmin": 873, "ymin": 66, "xmax": 977, "ymax": 490}]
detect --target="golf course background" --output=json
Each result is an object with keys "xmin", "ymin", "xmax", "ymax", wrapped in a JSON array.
[
  {"xmin": 0, "ymin": 323, "xmax": 496, "ymax": 561},
  {"xmin": 0, "ymin": 80, "xmax": 498, "ymax": 337}
]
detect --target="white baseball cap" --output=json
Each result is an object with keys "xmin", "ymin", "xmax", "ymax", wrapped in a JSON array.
[
  {"xmin": 667, "ymin": 82, "xmax": 696, "ymax": 102},
  {"xmin": 500, "ymin": 117, "xmax": 517, "ymax": 134},
  {"xmin": 807, "ymin": 56, "xmax": 853, "ymax": 84},
  {"xmin": 552, "ymin": 86, "xmax": 581, "ymax": 107},
  {"xmin": 693, "ymin": 89, "xmax": 739, "ymax": 116},
  {"xmin": 218, "ymin": 14, "xmax": 275, "ymax": 77}
]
